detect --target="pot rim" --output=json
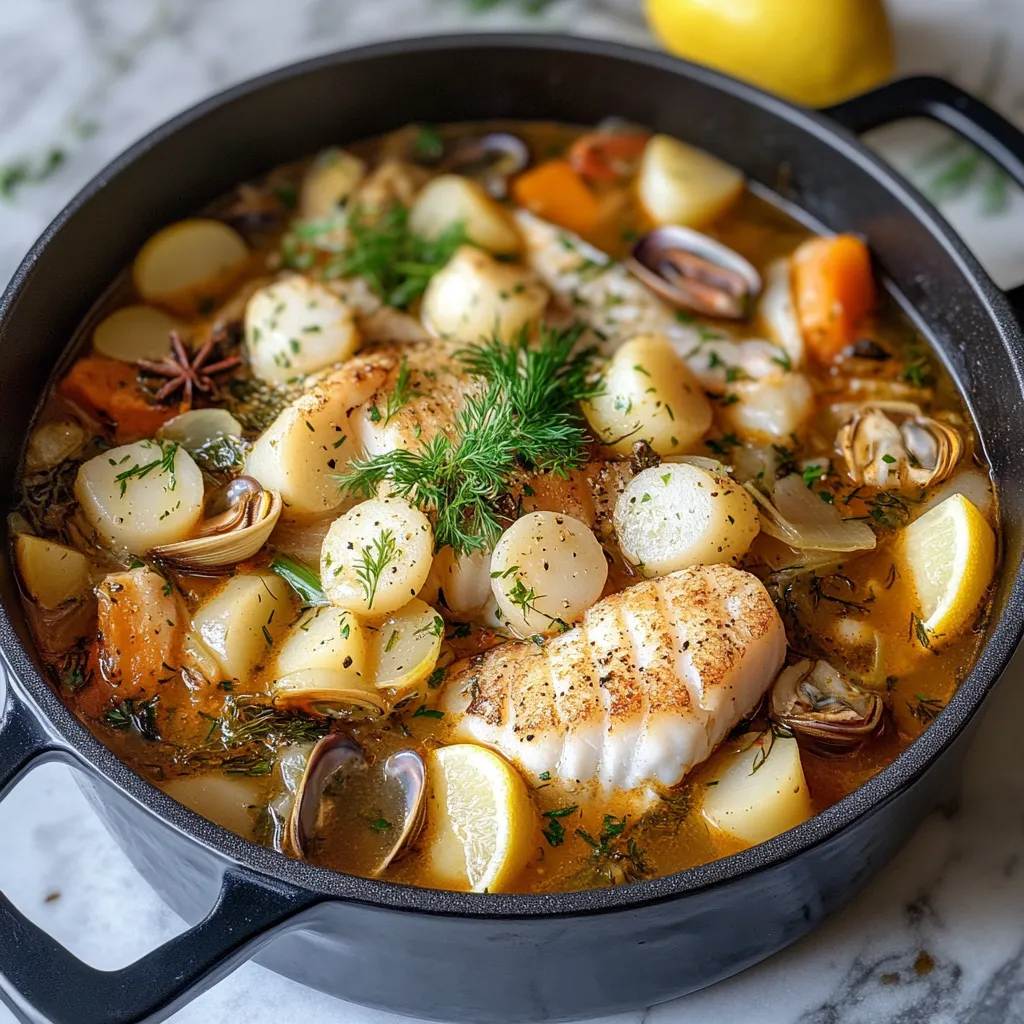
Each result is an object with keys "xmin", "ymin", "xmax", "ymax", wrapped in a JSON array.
[{"xmin": 2, "ymin": 32, "xmax": 1023, "ymax": 919}]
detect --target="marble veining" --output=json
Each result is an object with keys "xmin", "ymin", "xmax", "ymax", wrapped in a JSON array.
[{"xmin": 2, "ymin": 1, "xmax": 1024, "ymax": 1022}]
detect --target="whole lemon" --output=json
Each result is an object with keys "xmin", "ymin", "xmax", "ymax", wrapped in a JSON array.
[{"xmin": 644, "ymin": 0, "xmax": 895, "ymax": 108}]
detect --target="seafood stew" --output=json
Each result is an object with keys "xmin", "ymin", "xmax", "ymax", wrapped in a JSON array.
[{"xmin": 13, "ymin": 120, "xmax": 998, "ymax": 895}]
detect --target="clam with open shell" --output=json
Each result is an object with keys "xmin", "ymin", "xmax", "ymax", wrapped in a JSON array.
[
  {"xmin": 149, "ymin": 475, "xmax": 282, "ymax": 572},
  {"xmin": 287, "ymin": 733, "xmax": 427, "ymax": 874},
  {"xmin": 770, "ymin": 658, "xmax": 885, "ymax": 758},
  {"xmin": 441, "ymin": 132, "xmax": 530, "ymax": 198},
  {"xmin": 836, "ymin": 401, "xmax": 963, "ymax": 491},
  {"xmin": 627, "ymin": 225, "xmax": 762, "ymax": 320}
]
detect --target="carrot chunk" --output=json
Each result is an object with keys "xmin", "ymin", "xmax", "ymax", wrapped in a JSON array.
[
  {"xmin": 511, "ymin": 160, "xmax": 604, "ymax": 236},
  {"xmin": 59, "ymin": 354, "xmax": 176, "ymax": 442},
  {"xmin": 793, "ymin": 234, "xmax": 877, "ymax": 364}
]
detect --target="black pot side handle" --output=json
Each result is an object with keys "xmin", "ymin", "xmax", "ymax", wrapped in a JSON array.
[
  {"xmin": 824, "ymin": 75, "xmax": 1024, "ymax": 314},
  {"xmin": 0, "ymin": 679, "xmax": 316, "ymax": 1024}
]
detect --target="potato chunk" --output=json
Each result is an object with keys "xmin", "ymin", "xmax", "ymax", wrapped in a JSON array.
[
  {"xmin": 15, "ymin": 535, "xmax": 91, "ymax": 609},
  {"xmin": 92, "ymin": 305, "xmax": 180, "ymax": 363},
  {"xmin": 614, "ymin": 463, "xmax": 759, "ymax": 576},
  {"xmin": 421, "ymin": 246, "xmax": 548, "ymax": 344},
  {"xmin": 244, "ymin": 382, "xmax": 359, "ymax": 517},
  {"xmin": 298, "ymin": 148, "xmax": 366, "ymax": 219},
  {"xmin": 193, "ymin": 572, "xmax": 293, "ymax": 681},
  {"xmin": 245, "ymin": 276, "xmax": 361, "ymax": 383},
  {"xmin": 702, "ymin": 731, "xmax": 812, "ymax": 845},
  {"xmin": 76, "ymin": 440, "xmax": 205, "ymax": 555},
  {"xmin": 490, "ymin": 511, "xmax": 608, "ymax": 636},
  {"xmin": 583, "ymin": 334, "xmax": 712, "ymax": 455},
  {"xmin": 321, "ymin": 498, "xmax": 434, "ymax": 616},
  {"xmin": 637, "ymin": 134, "xmax": 744, "ymax": 228},
  {"xmin": 410, "ymin": 175, "xmax": 521, "ymax": 255}
]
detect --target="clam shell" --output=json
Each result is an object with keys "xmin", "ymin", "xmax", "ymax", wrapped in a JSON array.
[
  {"xmin": 149, "ymin": 487, "xmax": 282, "ymax": 572},
  {"xmin": 273, "ymin": 668, "xmax": 387, "ymax": 719},
  {"xmin": 628, "ymin": 225, "xmax": 761, "ymax": 320}
]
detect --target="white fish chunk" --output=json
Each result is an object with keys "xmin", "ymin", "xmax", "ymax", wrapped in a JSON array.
[{"xmin": 439, "ymin": 563, "xmax": 786, "ymax": 792}]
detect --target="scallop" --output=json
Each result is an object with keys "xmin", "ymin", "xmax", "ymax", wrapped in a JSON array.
[
  {"xmin": 320, "ymin": 498, "xmax": 434, "ymax": 616},
  {"xmin": 582, "ymin": 333, "xmax": 712, "ymax": 455},
  {"xmin": 75, "ymin": 440, "xmax": 205, "ymax": 555},
  {"xmin": 245, "ymin": 276, "xmax": 361, "ymax": 383},
  {"xmin": 490, "ymin": 511, "xmax": 608, "ymax": 636},
  {"xmin": 614, "ymin": 462, "xmax": 759, "ymax": 577}
]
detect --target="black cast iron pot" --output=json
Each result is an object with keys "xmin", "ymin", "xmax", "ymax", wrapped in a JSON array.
[{"xmin": 2, "ymin": 34, "xmax": 1024, "ymax": 1024}]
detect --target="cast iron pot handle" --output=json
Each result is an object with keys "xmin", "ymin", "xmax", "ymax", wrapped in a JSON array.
[
  {"xmin": 824, "ymin": 75, "xmax": 1024, "ymax": 310},
  {"xmin": 0, "ymin": 679, "xmax": 316, "ymax": 1024}
]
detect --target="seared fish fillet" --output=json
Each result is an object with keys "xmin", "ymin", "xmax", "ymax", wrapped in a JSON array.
[{"xmin": 439, "ymin": 563, "xmax": 785, "ymax": 791}]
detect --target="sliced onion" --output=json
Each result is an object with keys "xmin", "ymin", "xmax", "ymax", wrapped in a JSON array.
[{"xmin": 746, "ymin": 474, "xmax": 876, "ymax": 552}]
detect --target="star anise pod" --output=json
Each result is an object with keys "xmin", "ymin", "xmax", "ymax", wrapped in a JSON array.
[{"xmin": 138, "ymin": 331, "xmax": 242, "ymax": 408}]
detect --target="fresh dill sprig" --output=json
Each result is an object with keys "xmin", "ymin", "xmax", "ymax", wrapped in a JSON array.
[
  {"xmin": 323, "ymin": 204, "xmax": 468, "ymax": 309},
  {"xmin": 337, "ymin": 325, "xmax": 599, "ymax": 556},
  {"xmin": 354, "ymin": 528, "xmax": 399, "ymax": 610},
  {"xmin": 371, "ymin": 355, "xmax": 419, "ymax": 426},
  {"xmin": 114, "ymin": 440, "xmax": 179, "ymax": 497}
]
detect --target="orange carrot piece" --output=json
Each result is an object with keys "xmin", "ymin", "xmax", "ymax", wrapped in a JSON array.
[
  {"xmin": 59, "ymin": 354, "xmax": 177, "ymax": 443},
  {"xmin": 511, "ymin": 160, "xmax": 604, "ymax": 236},
  {"xmin": 793, "ymin": 234, "xmax": 877, "ymax": 364}
]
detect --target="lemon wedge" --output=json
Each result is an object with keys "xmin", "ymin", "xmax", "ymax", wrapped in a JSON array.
[
  {"xmin": 425, "ymin": 744, "xmax": 538, "ymax": 893},
  {"xmin": 901, "ymin": 493, "xmax": 996, "ymax": 644}
]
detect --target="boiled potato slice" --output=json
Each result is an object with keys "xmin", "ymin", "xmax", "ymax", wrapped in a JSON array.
[
  {"xmin": 490, "ymin": 511, "xmax": 608, "ymax": 636},
  {"xmin": 702, "ymin": 731, "xmax": 812, "ymax": 846},
  {"xmin": 193, "ymin": 572, "xmax": 293, "ymax": 681},
  {"xmin": 245, "ymin": 276, "xmax": 361, "ymax": 383},
  {"xmin": 425, "ymin": 744, "xmax": 539, "ymax": 893},
  {"xmin": 614, "ymin": 463, "xmax": 759, "ymax": 576},
  {"xmin": 637, "ymin": 134, "xmax": 744, "ymax": 228},
  {"xmin": 15, "ymin": 535, "xmax": 91, "ymax": 609},
  {"xmin": 92, "ymin": 305, "xmax": 180, "ymax": 363},
  {"xmin": 132, "ymin": 219, "xmax": 249, "ymax": 316},
  {"xmin": 370, "ymin": 597, "xmax": 444, "ymax": 693},
  {"xmin": 583, "ymin": 334, "xmax": 712, "ymax": 455},
  {"xmin": 75, "ymin": 440, "xmax": 205, "ymax": 555},
  {"xmin": 421, "ymin": 246, "xmax": 548, "ymax": 344},
  {"xmin": 410, "ymin": 174, "xmax": 521, "ymax": 255},
  {"xmin": 321, "ymin": 498, "xmax": 434, "ymax": 616},
  {"xmin": 161, "ymin": 773, "xmax": 264, "ymax": 839},
  {"xmin": 244, "ymin": 382, "xmax": 358, "ymax": 517},
  {"xmin": 299, "ymin": 148, "xmax": 367, "ymax": 219}
]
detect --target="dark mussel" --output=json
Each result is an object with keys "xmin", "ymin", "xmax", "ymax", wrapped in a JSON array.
[{"xmin": 628, "ymin": 225, "xmax": 762, "ymax": 320}]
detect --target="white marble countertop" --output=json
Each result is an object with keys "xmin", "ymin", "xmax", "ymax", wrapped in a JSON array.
[{"xmin": 3, "ymin": 1, "xmax": 1024, "ymax": 1022}]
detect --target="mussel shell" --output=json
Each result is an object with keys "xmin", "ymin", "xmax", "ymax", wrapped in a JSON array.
[
  {"xmin": 771, "ymin": 659, "xmax": 885, "ymax": 757},
  {"xmin": 628, "ymin": 226, "xmax": 761, "ymax": 320}
]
